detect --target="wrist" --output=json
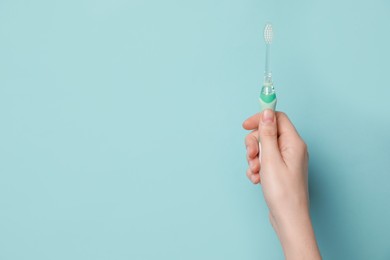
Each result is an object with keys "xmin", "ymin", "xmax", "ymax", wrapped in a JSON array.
[{"xmin": 271, "ymin": 211, "xmax": 321, "ymax": 260}]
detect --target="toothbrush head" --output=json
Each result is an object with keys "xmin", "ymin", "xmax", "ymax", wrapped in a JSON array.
[{"xmin": 264, "ymin": 23, "xmax": 273, "ymax": 44}]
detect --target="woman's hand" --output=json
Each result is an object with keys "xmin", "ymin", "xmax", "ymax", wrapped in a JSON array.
[{"xmin": 243, "ymin": 109, "xmax": 321, "ymax": 260}]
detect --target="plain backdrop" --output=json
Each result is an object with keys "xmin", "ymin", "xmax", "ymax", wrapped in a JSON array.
[{"xmin": 1, "ymin": 0, "xmax": 389, "ymax": 259}]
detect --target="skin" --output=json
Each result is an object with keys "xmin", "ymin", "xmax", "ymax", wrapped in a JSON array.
[{"xmin": 243, "ymin": 109, "xmax": 321, "ymax": 260}]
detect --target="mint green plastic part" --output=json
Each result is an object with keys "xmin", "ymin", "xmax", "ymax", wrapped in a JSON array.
[
  {"xmin": 260, "ymin": 92, "xmax": 276, "ymax": 103},
  {"xmin": 259, "ymin": 95, "xmax": 277, "ymax": 112}
]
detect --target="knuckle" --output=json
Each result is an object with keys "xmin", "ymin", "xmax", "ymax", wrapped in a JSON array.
[
  {"xmin": 246, "ymin": 168, "xmax": 252, "ymax": 178},
  {"xmin": 276, "ymin": 111, "xmax": 288, "ymax": 121},
  {"xmin": 301, "ymin": 141, "xmax": 308, "ymax": 152},
  {"xmin": 245, "ymin": 133, "xmax": 257, "ymax": 146},
  {"xmin": 253, "ymin": 162, "xmax": 260, "ymax": 173},
  {"xmin": 278, "ymin": 111, "xmax": 287, "ymax": 118},
  {"xmin": 298, "ymin": 140, "xmax": 309, "ymax": 158},
  {"xmin": 296, "ymin": 139, "xmax": 307, "ymax": 151},
  {"xmin": 244, "ymin": 134, "xmax": 252, "ymax": 145}
]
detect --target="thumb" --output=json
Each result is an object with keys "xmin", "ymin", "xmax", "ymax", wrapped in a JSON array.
[{"xmin": 258, "ymin": 109, "xmax": 282, "ymax": 165}]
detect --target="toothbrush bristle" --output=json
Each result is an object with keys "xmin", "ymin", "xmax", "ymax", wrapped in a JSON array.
[{"xmin": 264, "ymin": 23, "xmax": 273, "ymax": 44}]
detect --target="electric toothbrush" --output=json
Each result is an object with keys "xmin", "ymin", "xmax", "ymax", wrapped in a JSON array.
[{"xmin": 259, "ymin": 23, "xmax": 277, "ymax": 111}]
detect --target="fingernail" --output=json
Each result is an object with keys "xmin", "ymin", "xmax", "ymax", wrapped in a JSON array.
[{"xmin": 262, "ymin": 109, "xmax": 274, "ymax": 124}]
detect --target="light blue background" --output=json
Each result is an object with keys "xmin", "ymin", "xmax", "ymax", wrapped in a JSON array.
[{"xmin": 1, "ymin": 0, "xmax": 389, "ymax": 259}]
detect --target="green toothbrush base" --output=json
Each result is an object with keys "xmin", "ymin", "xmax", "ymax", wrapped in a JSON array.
[{"xmin": 259, "ymin": 96, "xmax": 277, "ymax": 112}]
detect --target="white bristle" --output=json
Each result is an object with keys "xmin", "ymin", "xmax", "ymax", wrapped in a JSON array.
[{"xmin": 264, "ymin": 23, "xmax": 273, "ymax": 44}]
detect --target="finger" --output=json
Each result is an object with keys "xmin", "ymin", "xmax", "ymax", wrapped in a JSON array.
[
  {"xmin": 245, "ymin": 130, "xmax": 259, "ymax": 159},
  {"xmin": 246, "ymin": 168, "xmax": 261, "ymax": 184},
  {"xmin": 275, "ymin": 112, "xmax": 307, "ymax": 168},
  {"xmin": 258, "ymin": 109, "xmax": 283, "ymax": 164},
  {"xmin": 244, "ymin": 111, "xmax": 298, "ymax": 133},
  {"xmin": 242, "ymin": 113, "xmax": 261, "ymax": 130},
  {"xmin": 246, "ymin": 168, "xmax": 253, "ymax": 181},
  {"xmin": 251, "ymin": 174, "xmax": 261, "ymax": 184},
  {"xmin": 248, "ymin": 157, "xmax": 260, "ymax": 173},
  {"xmin": 276, "ymin": 112, "xmax": 300, "ymax": 139}
]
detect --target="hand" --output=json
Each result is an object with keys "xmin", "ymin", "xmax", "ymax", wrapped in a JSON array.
[{"xmin": 243, "ymin": 109, "xmax": 321, "ymax": 260}]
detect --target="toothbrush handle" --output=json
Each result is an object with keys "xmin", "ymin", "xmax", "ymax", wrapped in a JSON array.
[{"xmin": 259, "ymin": 95, "xmax": 277, "ymax": 112}]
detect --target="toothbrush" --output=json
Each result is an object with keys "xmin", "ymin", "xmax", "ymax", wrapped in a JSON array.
[{"xmin": 259, "ymin": 23, "xmax": 277, "ymax": 111}]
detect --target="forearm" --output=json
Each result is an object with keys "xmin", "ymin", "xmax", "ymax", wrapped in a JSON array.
[{"xmin": 272, "ymin": 212, "xmax": 321, "ymax": 260}]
